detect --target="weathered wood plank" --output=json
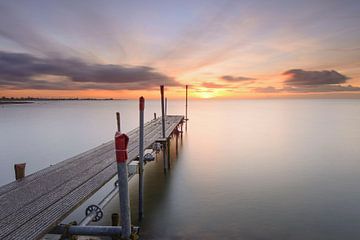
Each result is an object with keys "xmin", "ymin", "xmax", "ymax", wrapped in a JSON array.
[
  {"xmin": 0, "ymin": 118, "xmax": 163, "ymax": 221},
  {"xmin": 0, "ymin": 115, "xmax": 184, "ymax": 240}
]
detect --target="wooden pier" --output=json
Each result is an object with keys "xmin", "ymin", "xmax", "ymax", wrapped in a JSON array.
[{"xmin": 0, "ymin": 115, "xmax": 184, "ymax": 240}]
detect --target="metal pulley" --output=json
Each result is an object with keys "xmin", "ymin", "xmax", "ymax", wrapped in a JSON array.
[{"xmin": 85, "ymin": 205, "xmax": 103, "ymax": 222}]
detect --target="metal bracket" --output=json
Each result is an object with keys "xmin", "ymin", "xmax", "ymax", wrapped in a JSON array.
[{"xmin": 85, "ymin": 204, "xmax": 103, "ymax": 222}]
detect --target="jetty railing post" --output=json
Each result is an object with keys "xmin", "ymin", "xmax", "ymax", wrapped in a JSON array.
[
  {"xmin": 14, "ymin": 163, "xmax": 26, "ymax": 180},
  {"xmin": 160, "ymin": 85, "xmax": 167, "ymax": 173},
  {"xmin": 185, "ymin": 85, "xmax": 188, "ymax": 120},
  {"xmin": 138, "ymin": 97, "xmax": 145, "ymax": 221},
  {"xmin": 185, "ymin": 85, "xmax": 188, "ymax": 131},
  {"xmin": 116, "ymin": 112, "xmax": 121, "ymax": 132},
  {"xmin": 115, "ymin": 133, "xmax": 131, "ymax": 239},
  {"xmin": 165, "ymin": 97, "xmax": 168, "ymax": 115}
]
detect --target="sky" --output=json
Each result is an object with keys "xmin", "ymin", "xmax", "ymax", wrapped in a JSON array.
[{"xmin": 0, "ymin": 0, "xmax": 359, "ymax": 99}]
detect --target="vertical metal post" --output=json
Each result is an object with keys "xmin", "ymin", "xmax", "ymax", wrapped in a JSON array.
[
  {"xmin": 165, "ymin": 97, "xmax": 168, "ymax": 116},
  {"xmin": 160, "ymin": 85, "xmax": 166, "ymax": 139},
  {"xmin": 14, "ymin": 163, "xmax": 26, "ymax": 180},
  {"xmin": 185, "ymin": 85, "xmax": 188, "ymax": 120},
  {"xmin": 115, "ymin": 133, "xmax": 131, "ymax": 239},
  {"xmin": 160, "ymin": 85, "xmax": 167, "ymax": 173},
  {"xmin": 138, "ymin": 97, "xmax": 145, "ymax": 221},
  {"xmin": 116, "ymin": 112, "xmax": 121, "ymax": 132},
  {"xmin": 185, "ymin": 85, "xmax": 188, "ymax": 131}
]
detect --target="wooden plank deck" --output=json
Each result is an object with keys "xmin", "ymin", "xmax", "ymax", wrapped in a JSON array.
[{"xmin": 0, "ymin": 115, "xmax": 184, "ymax": 240}]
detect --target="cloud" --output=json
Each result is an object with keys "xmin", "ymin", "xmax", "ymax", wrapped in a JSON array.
[
  {"xmin": 253, "ymin": 68, "xmax": 360, "ymax": 93},
  {"xmin": 284, "ymin": 69, "xmax": 349, "ymax": 86},
  {"xmin": 283, "ymin": 85, "xmax": 360, "ymax": 93},
  {"xmin": 221, "ymin": 75, "xmax": 256, "ymax": 82},
  {"xmin": 0, "ymin": 51, "xmax": 178, "ymax": 90},
  {"xmin": 253, "ymin": 86, "xmax": 282, "ymax": 93},
  {"xmin": 201, "ymin": 82, "xmax": 227, "ymax": 89},
  {"xmin": 253, "ymin": 85, "xmax": 360, "ymax": 93}
]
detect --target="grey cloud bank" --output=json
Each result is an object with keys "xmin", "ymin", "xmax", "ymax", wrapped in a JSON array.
[{"xmin": 0, "ymin": 51, "xmax": 178, "ymax": 90}]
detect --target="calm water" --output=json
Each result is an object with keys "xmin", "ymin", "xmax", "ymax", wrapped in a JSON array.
[{"xmin": 1, "ymin": 99, "xmax": 360, "ymax": 239}]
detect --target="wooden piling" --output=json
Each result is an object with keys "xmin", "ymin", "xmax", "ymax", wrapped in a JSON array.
[
  {"xmin": 111, "ymin": 213, "xmax": 119, "ymax": 226},
  {"xmin": 154, "ymin": 112, "xmax": 156, "ymax": 120},
  {"xmin": 14, "ymin": 163, "xmax": 26, "ymax": 180},
  {"xmin": 116, "ymin": 112, "xmax": 121, "ymax": 132}
]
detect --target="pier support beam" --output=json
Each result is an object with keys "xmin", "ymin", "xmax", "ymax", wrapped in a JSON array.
[{"xmin": 167, "ymin": 138, "xmax": 171, "ymax": 169}]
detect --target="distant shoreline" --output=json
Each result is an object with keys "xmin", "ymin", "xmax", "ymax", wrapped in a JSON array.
[
  {"xmin": 0, "ymin": 98, "xmax": 129, "ymax": 105},
  {"xmin": 0, "ymin": 101, "xmax": 34, "ymax": 105}
]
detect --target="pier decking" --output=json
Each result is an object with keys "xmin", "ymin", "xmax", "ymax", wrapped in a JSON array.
[{"xmin": 0, "ymin": 115, "xmax": 184, "ymax": 240}]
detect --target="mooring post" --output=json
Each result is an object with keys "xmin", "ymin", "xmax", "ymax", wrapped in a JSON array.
[
  {"xmin": 14, "ymin": 163, "xmax": 26, "ymax": 180},
  {"xmin": 154, "ymin": 112, "xmax": 156, "ymax": 120},
  {"xmin": 138, "ymin": 97, "xmax": 145, "ymax": 221},
  {"xmin": 115, "ymin": 133, "xmax": 131, "ymax": 239},
  {"xmin": 116, "ymin": 112, "xmax": 121, "ymax": 132},
  {"xmin": 111, "ymin": 213, "xmax": 119, "ymax": 226},
  {"xmin": 111, "ymin": 213, "xmax": 119, "ymax": 240},
  {"xmin": 160, "ymin": 85, "xmax": 167, "ymax": 173}
]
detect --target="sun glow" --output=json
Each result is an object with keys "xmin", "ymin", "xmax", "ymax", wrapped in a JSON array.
[{"xmin": 192, "ymin": 87, "xmax": 227, "ymax": 99}]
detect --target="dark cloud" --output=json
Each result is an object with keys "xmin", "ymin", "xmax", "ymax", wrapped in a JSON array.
[
  {"xmin": 0, "ymin": 51, "xmax": 178, "ymax": 90},
  {"xmin": 221, "ymin": 75, "xmax": 255, "ymax": 82},
  {"xmin": 258, "ymin": 68, "xmax": 360, "ymax": 93},
  {"xmin": 253, "ymin": 68, "xmax": 359, "ymax": 94},
  {"xmin": 284, "ymin": 69, "xmax": 349, "ymax": 86}
]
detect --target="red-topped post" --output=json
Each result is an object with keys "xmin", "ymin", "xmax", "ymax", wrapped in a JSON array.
[{"xmin": 115, "ymin": 132, "xmax": 131, "ymax": 239}]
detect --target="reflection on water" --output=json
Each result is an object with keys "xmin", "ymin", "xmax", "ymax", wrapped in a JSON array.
[{"xmin": 1, "ymin": 99, "xmax": 360, "ymax": 239}]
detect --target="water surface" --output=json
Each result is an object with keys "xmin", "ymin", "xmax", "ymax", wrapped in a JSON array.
[{"xmin": 1, "ymin": 99, "xmax": 360, "ymax": 239}]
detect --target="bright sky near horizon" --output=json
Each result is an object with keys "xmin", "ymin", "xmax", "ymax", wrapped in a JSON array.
[{"xmin": 0, "ymin": 0, "xmax": 360, "ymax": 99}]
